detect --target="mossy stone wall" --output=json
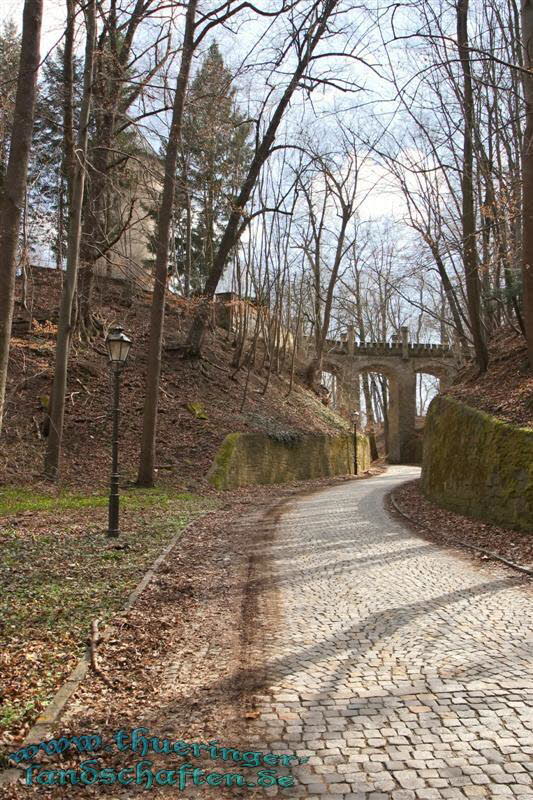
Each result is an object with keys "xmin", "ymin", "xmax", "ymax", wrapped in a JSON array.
[
  {"xmin": 422, "ymin": 395, "xmax": 533, "ymax": 532},
  {"xmin": 208, "ymin": 432, "xmax": 371, "ymax": 490}
]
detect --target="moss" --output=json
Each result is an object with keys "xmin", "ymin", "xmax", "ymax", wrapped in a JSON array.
[
  {"xmin": 422, "ymin": 395, "xmax": 533, "ymax": 532},
  {"xmin": 185, "ymin": 401, "xmax": 208, "ymax": 419},
  {"xmin": 208, "ymin": 433, "xmax": 241, "ymax": 490},
  {"xmin": 208, "ymin": 431, "xmax": 372, "ymax": 490}
]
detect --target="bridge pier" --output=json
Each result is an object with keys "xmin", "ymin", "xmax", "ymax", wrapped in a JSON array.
[
  {"xmin": 336, "ymin": 366, "xmax": 360, "ymax": 418},
  {"xmin": 388, "ymin": 372, "xmax": 417, "ymax": 464}
]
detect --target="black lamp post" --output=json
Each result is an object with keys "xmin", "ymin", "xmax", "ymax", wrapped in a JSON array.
[
  {"xmin": 351, "ymin": 409, "xmax": 360, "ymax": 475},
  {"xmin": 105, "ymin": 326, "xmax": 132, "ymax": 537}
]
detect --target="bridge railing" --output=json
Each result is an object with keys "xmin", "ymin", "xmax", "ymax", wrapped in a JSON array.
[{"xmin": 321, "ymin": 339, "xmax": 453, "ymax": 357}]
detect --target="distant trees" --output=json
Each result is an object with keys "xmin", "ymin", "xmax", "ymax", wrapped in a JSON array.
[
  {"xmin": 184, "ymin": 0, "xmax": 343, "ymax": 358},
  {"xmin": 295, "ymin": 139, "xmax": 360, "ymax": 388},
  {"xmin": 366, "ymin": 0, "xmax": 529, "ymax": 374},
  {"xmin": 143, "ymin": 43, "xmax": 252, "ymax": 296},
  {"xmin": 31, "ymin": 45, "xmax": 83, "ymax": 267}
]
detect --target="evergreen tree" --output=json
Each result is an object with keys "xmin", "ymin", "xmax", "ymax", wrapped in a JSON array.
[
  {"xmin": 30, "ymin": 47, "xmax": 83, "ymax": 265},
  {"xmin": 174, "ymin": 42, "xmax": 252, "ymax": 293}
]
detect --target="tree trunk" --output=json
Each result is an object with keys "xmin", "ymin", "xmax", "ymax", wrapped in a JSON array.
[
  {"xmin": 44, "ymin": 0, "xmax": 96, "ymax": 480},
  {"xmin": 428, "ymin": 241, "xmax": 470, "ymax": 355},
  {"xmin": 184, "ymin": 0, "xmax": 340, "ymax": 357},
  {"xmin": 182, "ymin": 157, "xmax": 192, "ymax": 297},
  {"xmin": 355, "ymin": 270, "xmax": 380, "ymax": 460},
  {"xmin": 457, "ymin": 0, "xmax": 489, "ymax": 372},
  {"xmin": 137, "ymin": 0, "xmax": 198, "ymax": 487},
  {"xmin": 77, "ymin": 114, "xmax": 114, "ymax": 338},
  {"xmin": 521, "ymin": 0, "xmax": 533, "ymax": 367},
  {"xmin": 310, "ymin": 209, "xmax": 351, "ymax": 388},
  {"xmin": 0, "ymin": 0, "xmax": 43, "ymax": 434}
]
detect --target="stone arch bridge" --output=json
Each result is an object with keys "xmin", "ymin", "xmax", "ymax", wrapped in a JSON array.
[{"xmin": 315, "ymin": 326, "xmax": 458, "ymax": 464}]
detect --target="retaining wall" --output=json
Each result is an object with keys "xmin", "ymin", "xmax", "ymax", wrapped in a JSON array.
[
  {"xmin": 208, "ymin": 432, "xmax": 371, "ymax": 490},
  {"xmin": 422, "ymin": 395, "xmax": 533, "ymax": 532}
]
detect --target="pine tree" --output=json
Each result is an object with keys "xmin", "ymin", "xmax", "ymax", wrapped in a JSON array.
[
  {"xmin": 30, "ymin": 47, "xmax": 83, "ymax": 266},
  {"xmin": 176, "ymin": 42, "xmax": 251, "ymax": 293}
]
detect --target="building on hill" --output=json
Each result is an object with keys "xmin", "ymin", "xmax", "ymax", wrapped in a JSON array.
[{"xmin": 93, "ymin": 151, "xmax": 163, "ymax": 292}]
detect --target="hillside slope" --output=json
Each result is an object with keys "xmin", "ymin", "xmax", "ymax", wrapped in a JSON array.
[
  {"xmin": 2, "ymin": 268, "xmax": 349, "ymax": 489},
  {"xmin": 445, "ymin": 329, "xmax": 533, "ymax": 428}
]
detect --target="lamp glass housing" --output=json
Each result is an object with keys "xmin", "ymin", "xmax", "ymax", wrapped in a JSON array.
[{"xmin": 106, "ymin": 326, "xmax": 132, "ymax": 364}]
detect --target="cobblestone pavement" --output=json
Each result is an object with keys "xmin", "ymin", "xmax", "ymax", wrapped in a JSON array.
[{"xmin": 244, "ymin": 466, "xmax": 533, "ymax": 799}]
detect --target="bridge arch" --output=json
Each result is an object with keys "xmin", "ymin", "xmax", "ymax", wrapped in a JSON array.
[{"xmin": 322, "ymin": 336, "xmax": 458, "ymax": 464}]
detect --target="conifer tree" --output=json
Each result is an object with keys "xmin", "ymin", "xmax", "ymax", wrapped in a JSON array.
[
  {"xmin": 176, "ymin": 43, "xmax": 251, "ymax": 293},
  {"xmin": 30, "ymin": 47, "xmax": 83, "ymax": 266}
]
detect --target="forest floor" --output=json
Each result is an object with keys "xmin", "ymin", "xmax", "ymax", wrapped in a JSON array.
[
  {"xmin": 391, "ymin": 479, "xmax": 533, "ymax": 570},
  {"xmin": 446, "ymin": 328, "xmax": 533, "ymax": 428},
  {"xmin": 3, "ymin": 267, "xmax": 349, "ymax": 488}
]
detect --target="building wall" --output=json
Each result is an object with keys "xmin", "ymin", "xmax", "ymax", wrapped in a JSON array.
[{"xmin": 94, "ymin": 154, "xmax": 162, "ymax": 290}]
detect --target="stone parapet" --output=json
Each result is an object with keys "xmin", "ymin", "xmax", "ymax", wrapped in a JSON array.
[{"xmin": 323, "ymin": 339, "xmax": 453, "ymax": 358}]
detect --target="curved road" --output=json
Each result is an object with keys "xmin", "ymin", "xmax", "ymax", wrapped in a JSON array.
[{"xmin": 247, "ymin": 466, "xmax": 533, "ymax": 799}]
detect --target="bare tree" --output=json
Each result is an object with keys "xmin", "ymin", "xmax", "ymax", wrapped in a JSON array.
[
  {"xmin": 137, "ymin": 0, "xmax": 198, "ymax": 486},
  {"xmin": 137, "ymin": 0, "xmax": 329, "ymax": 486},
  {"xmin": 457, "ymin": 0, "xmax": 488, "ymax": 371},
  {"xmin": 44, "ymin": 0, "xmax": 96, "ymax": 480},
  {"xmin": 184, "ymin": 0, "xmax": 342, "ymax": 358},
  {"xmin": 0, "ymin": 0, "xmax": 43, "ymax": 434},
  {"xmin": 298, "ymin": 146, "xmax": 359, "ymax": 388},
  {"xmin": 521, "ymin": 0, "xmax": 533, "ymax": 367}
]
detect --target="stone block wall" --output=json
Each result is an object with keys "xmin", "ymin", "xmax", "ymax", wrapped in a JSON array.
[
  {"xmin": 422, "ymin": 395, "xmax": 533, "ymax": 532},
  {"xmin": 208, "ymin": 432, "xmax": 371, "ymax": 490}
]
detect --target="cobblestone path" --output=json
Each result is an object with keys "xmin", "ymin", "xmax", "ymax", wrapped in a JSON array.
[{"xmin": 245, "ymin": 466, "xmax": 533, "ymax": 799}]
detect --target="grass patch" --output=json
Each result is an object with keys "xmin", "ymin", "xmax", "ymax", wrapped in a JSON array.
[
  {"xmin": 0, "ymin": 488, "xmax": 217, "ymax": 736},
  {"xmin": 0, "ymin": 485, "xmax": 201, "ymax": 516}
]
